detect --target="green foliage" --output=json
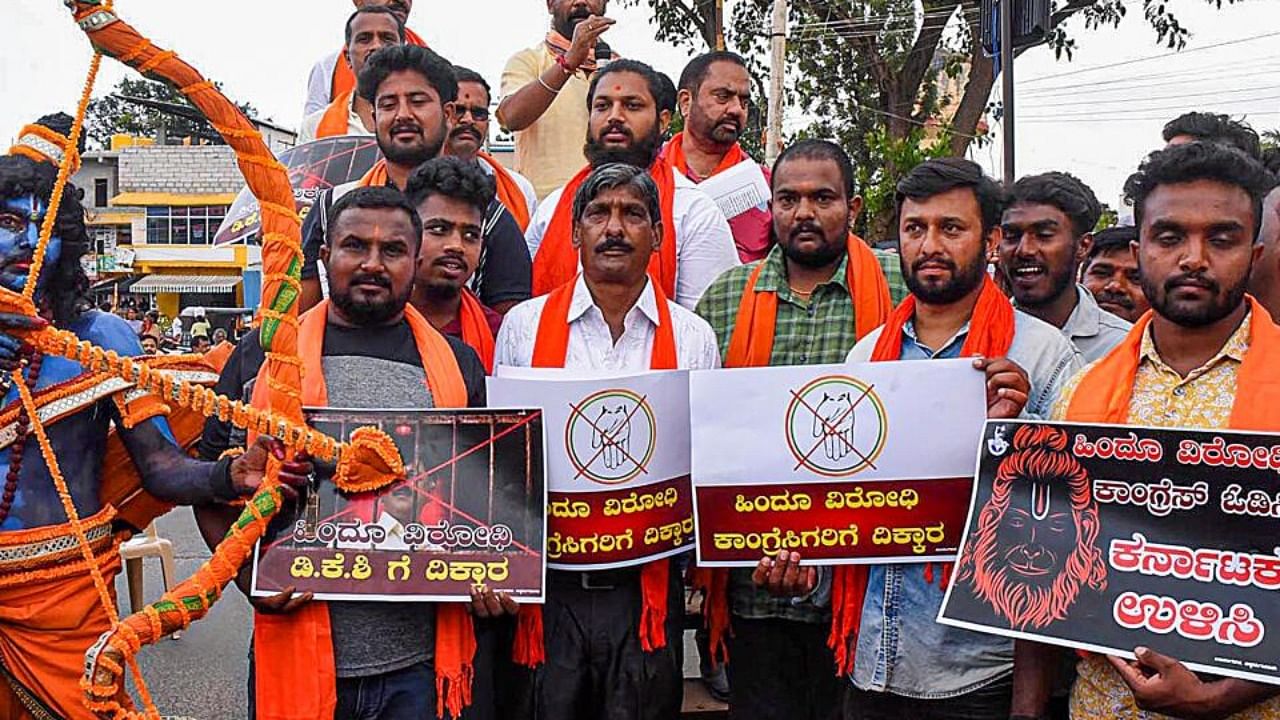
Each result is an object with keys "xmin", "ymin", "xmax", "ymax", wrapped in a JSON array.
[
  {"xmin": 85, "ymin": 77, "xmax": 259, "ymax": 149},
  {"xmin": 1095, "ymin": 204, "xmax": 1119, "ymax": 232},
  {"xmin": 620, "ymin": 0, "xmax": 1239, "ymax": 232}
]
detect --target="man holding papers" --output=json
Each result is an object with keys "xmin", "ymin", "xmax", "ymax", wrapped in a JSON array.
[{"xmin": 495, "ymin": 162, "xmax": 719, "ymax": 719}]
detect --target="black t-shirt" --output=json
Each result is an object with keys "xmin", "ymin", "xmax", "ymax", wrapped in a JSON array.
[
  {"xmin": 198, "ymin": 318, "xmax": 486, "ymax": 460},
  {"xmin": 300, "ymin": 181, "xmax": 532, "ymax": 308}
]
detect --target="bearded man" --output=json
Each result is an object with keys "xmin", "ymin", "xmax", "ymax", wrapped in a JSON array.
[
  {"xmin": 661, "ymin": 51, "xmax": 772, "ymax": 262},
  {"xmin": 299, "ymin": 45, "xmax": 531, "ymax": 315},
  {"xmin": 1014, "ymin": 141, "xmax": 1280, "ymax": 720},
  {"xmin": 526, "ymin": 58, "xmax": 739, "ymax": 309},
  {"xmin": 0, "ymin": 114, "xmax": 307, "ymax": 720},
  {"xmin": 952, "ymin": 424, "xmax": 1106, "ymax": 632}
]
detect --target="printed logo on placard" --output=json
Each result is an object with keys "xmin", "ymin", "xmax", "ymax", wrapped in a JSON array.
[
  {"xmin": 784, "ymin": 375, "xmax": 888, "ymax": 477},
  {"xmin": 565, "ymin": 388, "xmax": 656, "ymax": 485}
]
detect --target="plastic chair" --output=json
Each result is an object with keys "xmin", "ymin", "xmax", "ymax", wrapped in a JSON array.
[{"xmin": 120, "ymin": 522, "xmax": 181, "ymax": 639}]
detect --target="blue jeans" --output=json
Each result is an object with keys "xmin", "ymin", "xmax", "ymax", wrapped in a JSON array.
[{"xmin": 249, "ymin": 657, "xmax": 438, "ymax": 720}]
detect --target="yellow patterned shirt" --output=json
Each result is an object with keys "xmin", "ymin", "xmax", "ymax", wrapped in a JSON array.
[{"xmin": 1054, "ymin": 310, "xmax": 1280, "ymax": 720}]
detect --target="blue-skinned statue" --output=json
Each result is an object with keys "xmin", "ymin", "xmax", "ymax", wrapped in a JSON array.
[{"xmin": 0, "ymin": 115, "xmax": 311, "ymax": 720}]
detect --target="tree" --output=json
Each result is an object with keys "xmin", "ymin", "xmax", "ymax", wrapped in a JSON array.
[
  {"xmin": 85, "ymin": 77, "xmax": 259, "ymax": 149},
  {"xmin": 621, "ymin": 0, "xmax": 1243, "ymax": 235}
]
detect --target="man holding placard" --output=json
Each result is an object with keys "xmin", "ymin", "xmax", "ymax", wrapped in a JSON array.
[
  {"xmin": 824, "ymin": 158, "xmax": 1080, "ymax": 718},
  {"xmin": 1013, "ymin": 142, "xmax": 1280, "ymax": 719},
  {"xmin": 493, "ymin": 163, "xmax": 720, "ymax": 719},
  {"xmin": 693, "ymin": 139, "xmax": 905, "ymax": 720}
]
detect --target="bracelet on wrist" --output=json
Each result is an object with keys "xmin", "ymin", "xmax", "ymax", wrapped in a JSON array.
[
  {"xmin": 555, "ymin": 53, "xmax": 576, "ymax": 76},
  {"xmin": 537, "ymin": 75, "xmax": 560, "ymax": 95}
]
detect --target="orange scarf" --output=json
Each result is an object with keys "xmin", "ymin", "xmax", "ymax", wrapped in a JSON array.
[
  {"xmin": 531, "ymin": 162, "xmax": 677, "ymax": 298},
  {"xmin": 477, "ymin": 151, "xmax": 531, "ymax": 232},
  {"xmin": 1065, "ymin": 296, "xmax": 1280, "ymax": 429},
  {"xmin": 330, "ymin": 28, "xmax": 428, "ymax": 102},
  {"xmin": 513, "ymin": 276, "xmax": 678, "ymax": 667},
  {"xmin": 821, "ymin": 275, "xmax": 1015, "ymax": 676},
  {"xmin": 315, "ymin": 90, "xmax": 357, "ymax": 139},
  {"xmin": 661, "ymin": 132, "xmax": 747, "ymax": 181},
  {"xmin": 458, "ymin": 288, "xmax": 495, "ymax": 373},
  {"xmin": 251, "ymin": 301, "xmax": 476, "ymax": 720},
  {"xmin": 696, "ymin": 238, "xmax": 893, "ymax": 666},
  {"xmin": 358, "ymin": 159, "xmax": 389, "ymax": 189}
]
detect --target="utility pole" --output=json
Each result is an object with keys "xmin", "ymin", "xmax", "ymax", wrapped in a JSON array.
[
  {"xmin": 1000, "ymin": 0, "xmax": 1016, "ymax": 186},
  {"xmin": 766, "ymin": 0, "xmax": 787, "ymax": 165}
]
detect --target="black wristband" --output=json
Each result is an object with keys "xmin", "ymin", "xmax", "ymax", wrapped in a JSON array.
[{"xmin": 209, "ymin": 455, "xmax": 240, "ymax": 503}]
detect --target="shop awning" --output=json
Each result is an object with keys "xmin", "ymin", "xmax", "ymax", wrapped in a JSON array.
[{"xmin": 130, "ymin": 274, "xmax": 241, "ymax": 294}]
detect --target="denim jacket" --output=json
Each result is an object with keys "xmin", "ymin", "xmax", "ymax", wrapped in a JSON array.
[{"xmin": 844, "ymin": 309, "xmax": 1082, "ymax": 698}]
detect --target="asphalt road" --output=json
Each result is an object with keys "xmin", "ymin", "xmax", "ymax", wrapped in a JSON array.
[{"xmin": 115, "ymin": 508, "xmax": 250, "ymax": 720}]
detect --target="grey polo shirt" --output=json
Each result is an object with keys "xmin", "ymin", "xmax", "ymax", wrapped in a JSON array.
[{"xmin": 1059, "ymin": 284, "xmax": 1133, "ymax": 363}]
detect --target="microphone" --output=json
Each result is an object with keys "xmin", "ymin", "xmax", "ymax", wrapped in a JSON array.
[{"xmin": 594, "ymin": 40, "xmax": 612, "ymax": 66}]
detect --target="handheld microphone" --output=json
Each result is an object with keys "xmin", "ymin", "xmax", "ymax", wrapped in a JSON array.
[{"xmin": 594, "ymin": 40, "xmax": 612, "ymax": 66}]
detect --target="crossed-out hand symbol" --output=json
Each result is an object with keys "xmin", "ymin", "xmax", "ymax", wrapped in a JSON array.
[{"xmin": 591, "ymin": 403, "xmax": 632, "ymax": 470}]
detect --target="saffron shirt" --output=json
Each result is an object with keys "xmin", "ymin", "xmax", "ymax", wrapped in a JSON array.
[
  {"xmin": 844, "ymin": 311, "xmax": 1082, "ymax": 698},
  {"xmin": 297, "ymin": 93, "xmax": 367, "ymax": 145},
  {"xmin": 525, "ymin": 172, "xmax": 740, "ymax": 311}
]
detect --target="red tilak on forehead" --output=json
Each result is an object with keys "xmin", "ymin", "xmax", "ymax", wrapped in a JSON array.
[{"xmin": 1031, "ymin": 481, "xmax": 1051, "ymax": 520}]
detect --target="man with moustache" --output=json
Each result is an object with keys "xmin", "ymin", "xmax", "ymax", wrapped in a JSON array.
[
  {"xmin": 998, "ymin": 172, "xmax": 1131, "ymax": 362},
  {"xmin": 769, "ymin": 158, "xmax": 1078, "ymax": 719},
  {"xmin": 527, "ymin": 59, "xmax": 738, "ymax": 309},
  {"xmin": 405, "ymin": 156, "xmax": 504, "ymax": 371},
  {"xmin": 304, "ymin": 0, "xmax": 427, "ymax": 117},
  {"xmin": 1015, "ymin": 141, "xmax": 1280, "ymax": 720},
  {"xmin": 498, "ymin": 0, "xmax": 619, "ymax": 199},
  {"xmin": 495, "ymin": 163, "xmax": 721, "ymax": 720},
  {"xmin": 299, "ymin": 45, "xmax": 531, "ymax": 315},
  {"xmin": 1246, "ymin": 186, "xmax": 1280, "ymax": 323},
  {"xmin": 1081, "ymin": 225, "xmax": 1150, "ymax": 324},
  {"xmin": 198, "ymin": 187, "xmax": 499, "ymax": 720},
  {"xmin": 445, "ymin": 66, "xmax": 538, "ymax": 230},
  {"xmin": 662, "ymin": 51, "xmax": 773, "ymax": 263},
  {"xmin": 694, "ymin": 139, "xmax": 906, "ymax": 720},
  {"xmin": 299, "ymin": 6, "xmax": 404, "ymax": 143}
]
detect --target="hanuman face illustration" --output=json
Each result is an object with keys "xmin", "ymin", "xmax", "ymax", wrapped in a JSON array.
[{"xmin": 957, "ymin": 425, "xmax": 1107, "ymax": 630}]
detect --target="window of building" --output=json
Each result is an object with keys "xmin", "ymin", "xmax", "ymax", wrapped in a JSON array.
[
  {"xmin": 145, "ymin": 205, "xmax": 228, "ymax": 245},
  {"xmin": 94, "ymin": 178, "xmax": 109, "ymax": 208}
]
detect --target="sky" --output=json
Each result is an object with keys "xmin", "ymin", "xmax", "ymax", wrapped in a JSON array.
[{"xmin": 4, "ymin": 0, "xmax": 1279, "ymax": 207}]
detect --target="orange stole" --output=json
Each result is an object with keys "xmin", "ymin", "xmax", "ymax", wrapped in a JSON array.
[
  {"xmin": 315, "ymin": 90, "xmax": 356, "ymax": 139},
  {"xmin": 457, "ymin": 289, "xmax": 495, "ymax": 373},
  {"xmin": 660, "ymin": 131, "xmax": 747, "ymax": 180},
  {"xmin": 329, "ymin": 28, "xmax": 428, "ymax": 103},
  {"xmin": 1065, "ymin": 296, "xmax": 1280, "ymax": 429},
  {"xmin": 515, "ymin": 277, "xmax": 678, "ymax": 665},
  {"xmin": 697, "ymin": 239, "xmax": 893, "ymax": 665},
  {"xmin": 530, "ymin": 162, "xmax": 678, "ymax": 299},
  {"xmin": 250, "ymin": 302, "xmax": 476, "ymax": 720},
  {"xmin": 357, "ymin": 159, "xmax": 389, "ymax": 188},
  {"xmin": 0, "ymin": 509, "xmax": 125, "ymax": 720},
  {"xmin": 725, "ymin": 234, "xmax": 891, "ymax": 368},
  {"xmin": 821, "ymin": 276, "xmax": 1016, "ymax": 675},
  {"xmin": 477, "ymin": 151, "xmax": 530, "ymax": 232}
]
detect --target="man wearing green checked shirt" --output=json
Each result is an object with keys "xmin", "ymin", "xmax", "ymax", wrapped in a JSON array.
[{"xmin": 694, "ymin": 139, "xmax": 908, "ymax": 720}]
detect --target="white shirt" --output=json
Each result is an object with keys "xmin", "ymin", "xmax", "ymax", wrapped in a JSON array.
[
  {"xmin": 304, "ymin": 50, "xmax": 343, "ymax": 119},
  {"xmin": 495, "ymin": 275, "xmax": 721, "ymax": 372},
  {"xmin": 477, "ymin": 158, "xmax": 538, "ymax": 220},
  {"xmin": 297, "ymin": 93, "xmax": 371, "ymax": 145},
  {"xmin": 524, "ymin": 172, "xmax": 740, "ymax": 310}
]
